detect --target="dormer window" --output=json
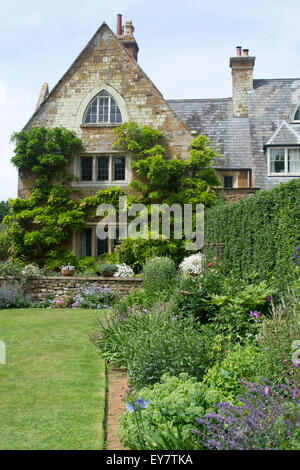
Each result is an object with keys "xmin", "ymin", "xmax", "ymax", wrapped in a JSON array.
[
  {"xmin": 293, "ymin": 106, "xmax": 300, "ymax": 122},
  {"xmin": 83, "ymin": 91, "xmax": 122, "ymax": 124}
]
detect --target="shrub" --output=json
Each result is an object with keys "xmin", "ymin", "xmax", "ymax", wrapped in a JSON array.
[
  {"xmin": 21, "ymin": 264, "xmax": 44, "ymax": 277},
  {"xmin": 179, "ymin": 253, "xmax": 204, "ymax": 275},
  {"xmin": 256, "ymin": 288, "xmax": 300, "ymax": 384},
  {"xmin": 193, "ymin": 379, "xmax": 300, "ymax": 450},
  {"xmin": 125, "ymin": 311, "xmax": 207, "ymax": 388},
  {"xmin": 113, "ymin": 263, "xmax": 134, "ymax": 278},
  {"xmin": 0, "ymin": 284, "xmax": 32, "ymax": 308},
  {"xmin": 206, "ymin": 280, "xmax": 272, "ymax": 340},
  {"xmin": 0, "ymin": 259, "xmax": 26, "ymax": 279},
  {"xmin": 142, "ymin": 256, "xmax": 176, "ymax": 292},
  {"xmin": 202, "ymin": 343, "xmax": 260, "ymax": 401},
  {"xmin": 0, "ymin": 229, "xmax": 10, "ymax": 261},
  {"xmin": 118, "ymin": 237, "xmax": 186, "ymax": 272},
  {"xmin": 119, "ymin": 373, "xmax": 206, "ymax": 450}
]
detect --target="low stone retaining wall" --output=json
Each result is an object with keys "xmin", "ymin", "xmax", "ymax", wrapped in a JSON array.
[{"xmin": 0, "ymin": 276, "xmax": 143, "ymax": 301}]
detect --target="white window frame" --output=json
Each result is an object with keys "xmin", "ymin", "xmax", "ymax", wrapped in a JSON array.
[
  {"xmin": 72, "ymin": 154, "xmax": 132, "ymax": 187},
  {"xmin": 83, "ymin": 91, "xmax": 122, "ymax": 125},
  {"xmin": 267, "ymin": 147, "xmax": 300, "ymax": 176}
]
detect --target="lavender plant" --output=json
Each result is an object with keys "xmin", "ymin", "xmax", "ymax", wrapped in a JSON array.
[
  {"xmin": 0, "ymin": 284, "xmax": 32, "ymax": 308},
  {"xmin": 193, "ymin": 379, "xmax": 300, "ymax": 450}
]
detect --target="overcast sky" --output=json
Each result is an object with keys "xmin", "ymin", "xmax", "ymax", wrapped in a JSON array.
[{"xmin": 1, "ymin": 0, "xmax": 300, "ymax": 201}]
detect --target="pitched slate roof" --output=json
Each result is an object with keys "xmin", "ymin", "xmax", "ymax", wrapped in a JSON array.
[
  {"xmin": 265, "ymin": 120, "xmax": 300, "ymax": 145},
  {"xmin": 249, "ymin": 78, "xmax": 300, "ymax": 188},
  {"xmin": 167, "ymin": 98, "xmax": 252, "ymax": 169}
]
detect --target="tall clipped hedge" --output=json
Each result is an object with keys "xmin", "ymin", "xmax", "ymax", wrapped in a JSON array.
[{"xmin": 204, "ymin": 179, "xmax": 300, "ymax": 284}]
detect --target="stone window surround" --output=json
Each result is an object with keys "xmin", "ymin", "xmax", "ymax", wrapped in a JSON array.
[
  {"xmin": 289, "ymin": 105, "xmax": 300, "ymax": 123},
  {"xmin": 71, "ymin": 152, "xmax": 132, "ymax": 188},
  {"xmin": 267, "ymin": 146, "xmax": 300, "ymax": 176},
  {"xmin": 75, "ymin": 83, "xmax": 130, "ymax": 127},
  {"xmin": 73, "ymin": 223, "xmax": 127, "ymax": 256}
]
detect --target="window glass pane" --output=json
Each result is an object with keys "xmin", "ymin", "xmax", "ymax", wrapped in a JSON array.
[
  {"xmin": 83, "ymin": 91, "xmax": 122, "ymax": 124},
  {"xmin": 97, "ymin": 157, "xmax": 109, "ymax": 181},
  {"xmin": 294, "ymin": 107, "xmax": 300, "ymax": 121},
  {"xmin": 84, "ymin": 98, "xmax": 97, "ymax": 123},
  {"xmin": 79, "ymin": 228, "xmax": 92, "ymax": 256},
  {"xmin": 270, "ymin": 149, "xmax": 285, "ymax": 173},
  {"xmin": 114, "ymin": 157, "xmax": 126, "ymax": 180},
  {"xmin": 224, "ymin": 176, "xmax": 234, "ymax": 188},
  {"xmin": 81, "ymin": 157, "xmax": 93, "ymax": 181},
  {"xmin": 288, "ymin": 149, "xmax": 300, "ymax": 173},
  {"xmin": 97, "ymin": 237, "xmax": 108, "ymax": 256}
]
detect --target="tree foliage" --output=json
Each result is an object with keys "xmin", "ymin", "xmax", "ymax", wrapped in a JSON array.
[{"xmin": 114, "ymin": 122, "xmax": 221, "ymax": 206}]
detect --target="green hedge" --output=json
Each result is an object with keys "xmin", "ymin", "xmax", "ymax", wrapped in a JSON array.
[{"xmin": 204, "ymin": 179, "xmax": 300, "ymax": 285}]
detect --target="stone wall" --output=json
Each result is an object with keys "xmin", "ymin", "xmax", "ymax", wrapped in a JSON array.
[
  {"xmin": 222, "ymin": 187, "xmax": 259, "ymax": 202},
  {"xmin": 0, "ymin": 276, "xmax": 142, "ymax": 302}
]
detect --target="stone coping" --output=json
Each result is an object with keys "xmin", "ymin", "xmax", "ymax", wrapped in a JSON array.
[{"xmin": 0, "ymin": 275, "xmax": 143, "ymax": 282}]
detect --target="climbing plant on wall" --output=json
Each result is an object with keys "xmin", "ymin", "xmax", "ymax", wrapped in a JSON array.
[{"xmin": 5, "ymin": 123, "xmax": 222, "ymax": 269}]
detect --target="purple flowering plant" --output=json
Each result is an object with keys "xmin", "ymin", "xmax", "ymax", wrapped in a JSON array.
[
  {"xmin": 123, "ymin": 388, "xmax": 150, "ymax": 450},
  {"xmin": 193, "ymin": 379, "xmax": 300, "ymax": 450},
  {"xmin": 50, "ymin": 284, "xmax": 116, "ymax": 309}
]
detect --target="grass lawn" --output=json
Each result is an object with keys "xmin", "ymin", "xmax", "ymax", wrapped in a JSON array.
[{"xmin": 0, "ymin": 308, "xmax": 106, "ymax": 450}]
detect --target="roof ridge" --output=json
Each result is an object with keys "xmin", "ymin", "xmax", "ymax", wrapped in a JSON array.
[{"xmin": 166, "ymin": 97, "xmax": 232, "ymax": 102}]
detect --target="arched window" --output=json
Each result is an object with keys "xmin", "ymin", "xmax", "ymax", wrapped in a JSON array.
[
  {"xmin": 83, "ymin": 91, "xmax": 122, "ymax": 124},
  {"xmin": 293, "ymin": 106, "xmax": 300, "ymax": 122}
]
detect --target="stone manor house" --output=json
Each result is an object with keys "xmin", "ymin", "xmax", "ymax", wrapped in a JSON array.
[{"xmin": 20, "ymin": 16, "xmax": 300, "ymax": 257}]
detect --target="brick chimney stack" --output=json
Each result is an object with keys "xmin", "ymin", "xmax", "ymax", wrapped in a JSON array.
[
  {"xmin": 230, "ymin": 47, "xmax": 255, "ymax": 117},
  {"xmin": 116, "ymin": 15, "xmax": 139, "ymax": 61}
]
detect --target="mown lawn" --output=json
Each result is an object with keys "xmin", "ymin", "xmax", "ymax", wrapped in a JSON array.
[{"xmin": 0, "ymin": 308, "xmax": 106, "ymax": 450}]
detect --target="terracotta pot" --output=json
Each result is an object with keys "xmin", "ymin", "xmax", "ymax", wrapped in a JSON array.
[
  {"xmin": 102, "ymin": 271, "xmax": 115, "ymax": 277},
  {"xmin": 61, "ymin": 269, "xmax": 75, "ymax": 277}
]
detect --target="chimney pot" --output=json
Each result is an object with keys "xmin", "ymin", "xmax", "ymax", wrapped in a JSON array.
[
  {"xmin": 236, "ymin": 46, "xmax": 242, "ymax": 56},
  {"xmin": 243, "ymin": 49, "xmax": 249, "ymax": 56},
  {"xmin": 117, "ymin": 14, "xmax": 122, "ymax": 35},
  {"xmin": 125, "ymin": 20, "xmax": 134, "ymax": 36}
]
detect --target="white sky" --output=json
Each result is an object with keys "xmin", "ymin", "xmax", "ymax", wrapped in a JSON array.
[{"xmin": 1, "ymin": 0, "xmax": 300, "ymax": 200}]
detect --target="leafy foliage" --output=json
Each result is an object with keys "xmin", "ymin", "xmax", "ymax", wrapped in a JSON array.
[
  {"xmin": 0, "ymin": 201, "xmax": 9, "ymax": 223},
  {"xmin": 142, "ymin": 256, "xmax": 176, "ymax": 292},
  {"xmin": 114, "ymin": 122, "xmax": 221, "ymax": 206},
  {"xmin": 10, "ymin": 127, "xmax": 82, "ymax": 185},
  {"xmin": 205, "ymin": 179, "xmax": 300, "ymax": 289},
  {"xmin": 119, "ymin": 373, "xmax": 206, "ymax": 450}
]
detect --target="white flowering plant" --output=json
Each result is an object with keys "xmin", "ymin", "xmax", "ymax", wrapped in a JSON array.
[
  {"xmin": 179, "ymin": 253, "xmax": 204, "ymax": 275},
  {"xmin": 21, "ymin": 264, "xmax": 43, "ymax": 277},
  {"xmin": 113, "ymin": 263, "xmax": 134, "ymax": 278}
]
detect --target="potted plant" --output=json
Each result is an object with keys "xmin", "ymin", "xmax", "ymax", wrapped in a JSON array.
[
  {"xmin": 61, "ymin": 263, "xmax": 76, "ymax": 277},
  {"xmin": 96, "ymin": 263, "xmax": 118, "ymax": 277}
]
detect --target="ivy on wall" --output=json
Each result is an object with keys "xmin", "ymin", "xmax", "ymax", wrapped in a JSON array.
[{"xmin": 204, "ymin": 179, "xmax": 300, "ymax": 286}]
